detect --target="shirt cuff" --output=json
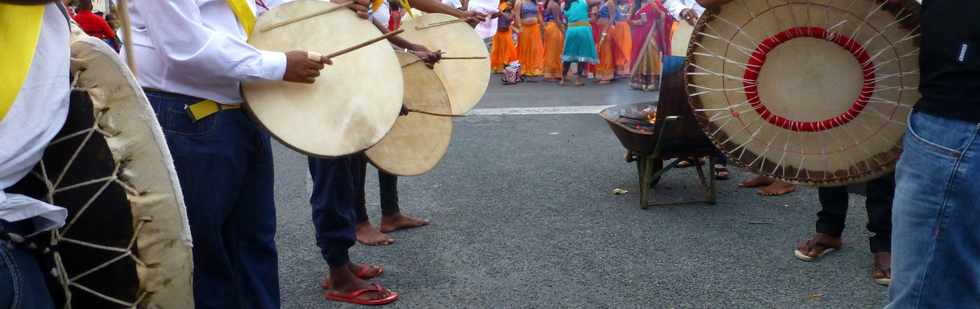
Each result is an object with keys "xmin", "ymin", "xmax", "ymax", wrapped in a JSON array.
[{"xmin": 258, "ymin": 50, "xmax": 288, "ymax": 81}]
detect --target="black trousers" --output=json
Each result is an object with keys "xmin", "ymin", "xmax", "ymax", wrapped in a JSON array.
[
  {"xmin": 816, "ymin": 172, "xmax": 895, "ymax": 253},
  {"xmin": 350, "ymin": 154, "xmax": 400, "ymax": 223}
]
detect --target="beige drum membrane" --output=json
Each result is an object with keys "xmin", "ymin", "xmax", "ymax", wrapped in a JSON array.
[
  {"xmin": 243, "ymin": 0, "xmax": 404, "ymax": 157},
  {"xmin": 366, "ymin": 52, "xmax": 454, "ymax": 176},
  {"xmin": 399, "ymin": 13, "xmax": 491, "ymax": 115},
  {"xmin": 686, "ymin": 0, "xmax": 921, "ymax": 186},
  {"xmin": 29, "ymin": 34, "xmax": 193, "ymax": 308}
]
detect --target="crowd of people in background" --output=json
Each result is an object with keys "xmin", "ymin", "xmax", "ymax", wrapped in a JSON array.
[
  {"xmin": 490, "ymin": 0, "xmax": 684, "ymax": 89},
  {"xmin": 63, "ymin": 0, "xmax": 121, "ymax": 51}
]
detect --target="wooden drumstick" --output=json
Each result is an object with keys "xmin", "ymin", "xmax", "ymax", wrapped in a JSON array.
[
  {"xmin": 406, "ymin": 109, "xmax": 466, "ymax": 117},
  {"xmin": 116, "ymin": 0, "xmax": 136, "ymax": 73},
  {"xmin": 318, "ymin": 29, "xmax": 406, "ymax": 61},
  {"xmin": 414, "ymin": 18, "xmax": 467, "ymax": 30},
  {"xmin": 440, "ymin": 56, "xmax": 487, "ymax": 60},
  {"xmin": 260, "ymin": 2, "xmax": 355, "ymax": 32}
]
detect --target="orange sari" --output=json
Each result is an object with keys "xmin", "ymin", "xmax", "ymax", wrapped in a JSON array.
[
  {"xmin": 542, "ymin": 21, "xmax": 564, "ymax": 80},
  {"xmin": 516, "ymin": 22, "xmax": 545, "ymax": 77},
  {"xmin": 595, "ymin": 21, "xmax": 616, "ymax": 81},
  {"xmin": 612, "ymin": 21, "xmax": 632, "ymax": 76},
  {"xmin": 490, "ymin": 29, "xmax": 518, "ymax": 73}
]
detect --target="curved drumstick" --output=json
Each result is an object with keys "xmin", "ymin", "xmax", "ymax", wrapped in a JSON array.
[
  {"xmin": 261, "ymin": 2, "xmax": 355, "ymax": 32},
  {"xmin": 307, "ymin": 29, "xmax": 406, "ymax": 63}
]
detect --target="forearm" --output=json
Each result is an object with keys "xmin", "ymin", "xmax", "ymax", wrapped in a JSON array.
[
  {"xmin": 408, "ymin": 0, "xmax": 465, "ymax": 18},
  {"xmin": 375, "ymin": 18, "xmax": 417, "ymax": 50}
]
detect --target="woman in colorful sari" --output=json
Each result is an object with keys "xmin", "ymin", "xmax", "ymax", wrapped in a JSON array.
[
  {"xmin": 560, "ymin": 0, "xmax": 602, "ymax": 85},
  {"xmin": 612, "ymin": 0, "xmax": 633, "ymax": 76},
  {"xmin": 628, "ymin": 0, "xmax": 669, "ymax": 90},
  {"xmin": 541, "ymin": 0, "xmax": 565, "ymax": 81},
  {"xmin": 514, "ymin": 0, "xmax": 545, "ymax": 78},
  {"xmin": 593, "ymin": 0, "xmax": 619, "ymax": 84},
  {"xmin": 490, "ymin": 4, "xmax": 519, "ymax": 73}
]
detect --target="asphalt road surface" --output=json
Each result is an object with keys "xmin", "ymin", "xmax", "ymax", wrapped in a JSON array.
[{"xmin": 275, "ymin": 78, "xmax": 889, "ymax": 308}]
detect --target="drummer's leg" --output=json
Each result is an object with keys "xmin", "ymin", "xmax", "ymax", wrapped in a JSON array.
[
  {"xmin": 865, "ymin": 173, "xmax": 895, "ymax": 254},
  {"xmin": 308, "ymin": 157, "xmax": 396, "ymax": 302},
  {"xmin": 348, "ymin": 155, "xmax": 393, "ymax": 246},
  {"xmin": 816, "ymin": 186, "xmax": 849, "ymax": 238},
  {"xmin": 145, "ymin": 91, "xmax": 250, "ymax": 308},
  {"xmin": 308, "ymin": 157, "xmax": 358, "ymax": 268},
  {"xmin": 226, "ymin": 127, "xmax": 280, "ymax": 309},
  {"xmin": 794, "ymin": 186, "xmax": 846, "ymax": 260},
  {"xmin": 378, "ymin": 172, "xmax": 429, "ymax": 233}
]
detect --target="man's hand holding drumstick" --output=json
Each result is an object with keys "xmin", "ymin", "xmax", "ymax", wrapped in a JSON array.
[{"xmin": 281, "ymin": 0, "xmax": 381, "ymax": 84}]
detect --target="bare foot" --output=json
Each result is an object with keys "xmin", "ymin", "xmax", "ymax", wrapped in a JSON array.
[
  {"xmin": 380, "ymin": 212, "xmax": 429, "ymax": 233},
  {"xmin": 793, "ymin": 233, "xmax": 843, "ymax": 261},
  {"xmin": 355, "ymin": 222, "xmax": 393, "ymax": 246},
  {"xmin": 758, "ymin": 181, "xmax": 796, "ymax": 196},
  {"xmin": 739, "ymin": 175, "xmax": 774, "ymax": 188}
]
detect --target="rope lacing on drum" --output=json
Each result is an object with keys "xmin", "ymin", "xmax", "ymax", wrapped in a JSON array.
[{"xmin": 26, "ymin": 74, "xmax": 152, "ymax": 308}]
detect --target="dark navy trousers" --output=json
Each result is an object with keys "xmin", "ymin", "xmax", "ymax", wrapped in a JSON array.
[
  {"xmin": 146, "ymin": 90, "xmax": 279, "ymax": 309},
  {"xmin": 308, "ymin": 157, "xmax": 356, "ymax": 268}
]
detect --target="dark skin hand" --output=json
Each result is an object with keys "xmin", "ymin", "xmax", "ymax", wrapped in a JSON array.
[
  {"xmin": 335, "ymin": 0, "xmax": 373, "ymax": 19},
  {"xmin": 679, "ymin": 8, "xmax": 698, "ymax": 25},
  {"xmin": 283, "ymin": 51, "xmax": 331, "ymax": 84}
]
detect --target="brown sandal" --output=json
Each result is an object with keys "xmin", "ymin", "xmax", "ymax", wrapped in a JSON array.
[
  {"xmin": 794, "ymin": 235, "xmax": 842, "ymax": 262},
  {"xmin": 872, "ymin": 252, "xmax": 892, "ymax": 286}
]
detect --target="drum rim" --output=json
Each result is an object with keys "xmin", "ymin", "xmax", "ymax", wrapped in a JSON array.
[{"xmin": 684, "ymin": 0, "xmax": 922, "ymax": 186}]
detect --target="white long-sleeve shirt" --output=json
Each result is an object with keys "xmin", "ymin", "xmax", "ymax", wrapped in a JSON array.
[
  {"xmin": 127, "ymin": 0, "xmax": 287, "ymax": 104},
  {"xmin": 0, "ymin": 3, "xmax": 69, "ymax": 235},
  {"xmin": 663, "ymin": 0, "xmax": 704, "ymax": 21}
]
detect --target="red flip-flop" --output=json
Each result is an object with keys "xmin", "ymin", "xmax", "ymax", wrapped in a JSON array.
[
  {"xmin": 321, "ymin": 264, "xmax": 384, "ymax": 289},
  {"xmin": 324, "ymin": 283, "xmax": 398, "ymax": 306}
]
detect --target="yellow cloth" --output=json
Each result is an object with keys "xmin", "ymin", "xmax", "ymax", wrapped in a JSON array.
[
  {"xmin": 0, "ymin": 4, "xmax": 46, "ymax": 121},
  {"xmin": 226, "ymin": 0, "xmax": 256, "ymax": 36}
]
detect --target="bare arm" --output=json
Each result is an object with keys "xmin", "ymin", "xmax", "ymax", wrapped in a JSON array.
[
  {"xmin": 512, "ymin": 0, "xmax": 522, "ymax": 31},
  {"xmin": 408, "ymin": 0, "xmax": 465, "ymax": 17}
]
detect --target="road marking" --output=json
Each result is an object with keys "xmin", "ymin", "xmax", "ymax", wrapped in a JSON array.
[{"xmin": 467, "ymin": 105, "xmax": 614, "ymax": 116}]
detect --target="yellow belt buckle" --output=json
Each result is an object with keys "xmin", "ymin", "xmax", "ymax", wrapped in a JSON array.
[
  {"xmin": 186, "ymin": 100, "xmax": 242, "ymax": 122},
  {"xmin": 187, "ymin": 100, "xmax": 220, "ymax": 122}
]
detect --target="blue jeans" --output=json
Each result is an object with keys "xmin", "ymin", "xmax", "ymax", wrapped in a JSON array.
[
  {"xmin": 146, "ymin": 91, "xmax": 279, "ymax": 309},
  {"xmin": 887, "ymin": 110, "xmax": 980, "ymax": 308},
  {"xmin": 308, "ymin": 157, "xmax": 356, "ymax": 268},
  {"xmin": 1, "ymin": 235, "xmax": 55, "ymax": 309}
]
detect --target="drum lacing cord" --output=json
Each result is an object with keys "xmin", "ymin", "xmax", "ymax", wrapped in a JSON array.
[
  {"xmin": 686, "ymin": 4, "xmax": 921, "ymax": 183},
  {"xmin": 26, "ymin": 74, "xmax": 154, "ymax": 308}
]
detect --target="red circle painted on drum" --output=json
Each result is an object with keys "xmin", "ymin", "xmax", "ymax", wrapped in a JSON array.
[{"xmin": 742, "ymin": 27, "xmax": 876, "ymax": 132}]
